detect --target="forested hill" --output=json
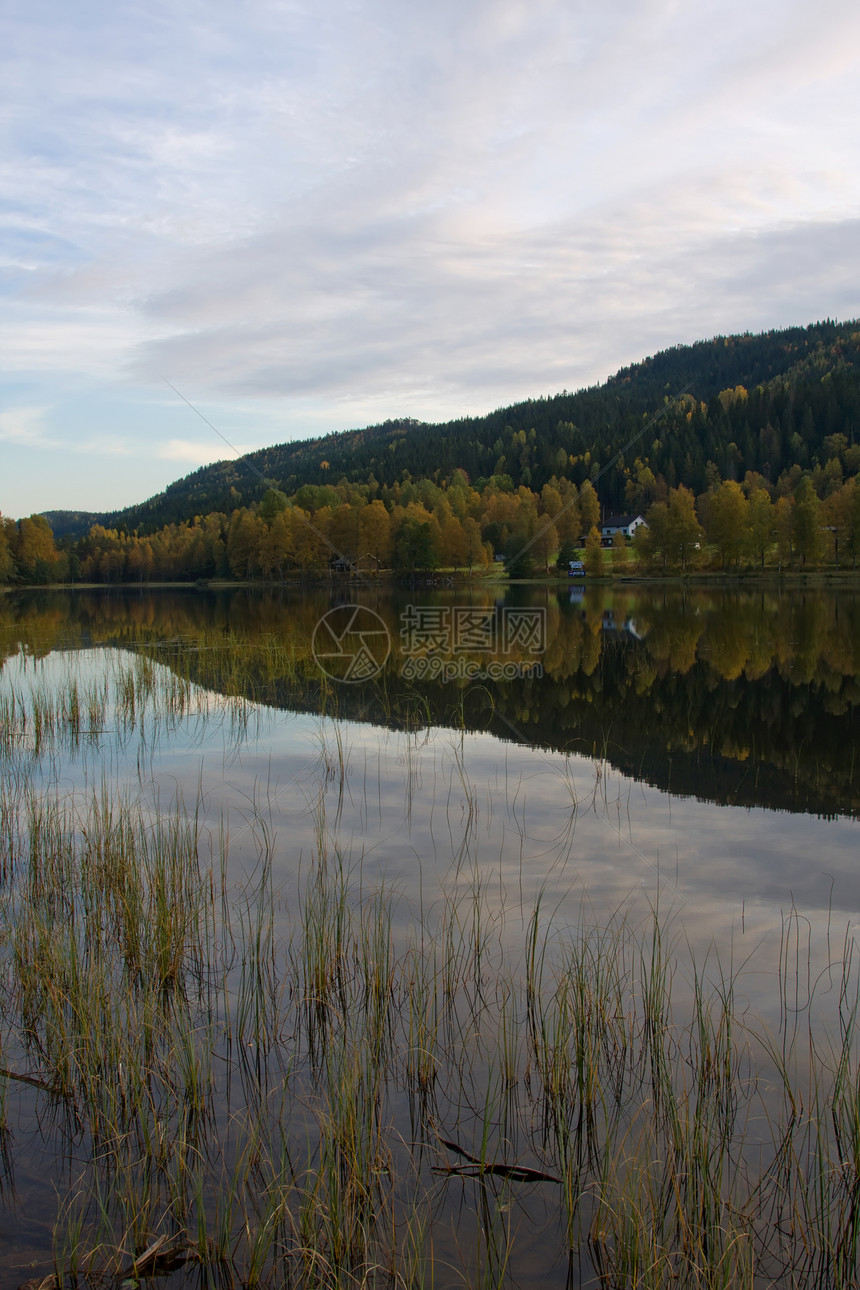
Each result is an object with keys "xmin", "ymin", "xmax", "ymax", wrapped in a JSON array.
[{"xmin": 66, "ymin": 319, "xmax": 860, "ymax": 535}]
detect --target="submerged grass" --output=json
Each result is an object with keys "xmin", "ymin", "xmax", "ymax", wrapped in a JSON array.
[
  {"xmin": 0, "ymin": 646, "xmax": 258, "ymax": 764},
  {"xmin": 1, "ymin": 683, "xmax": 860, "ymax": 1287}
]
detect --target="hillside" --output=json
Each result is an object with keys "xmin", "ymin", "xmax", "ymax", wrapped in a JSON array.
[
  {"xmin": 42, "ymin": 510, "xmax": 102, "ymax": 540},
  {"xmin": 83, "ymin": 319, "xmax": 859, "ymax": 536}
]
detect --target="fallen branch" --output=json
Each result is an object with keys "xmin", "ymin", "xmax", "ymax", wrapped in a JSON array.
[
  {"xmin": 436, "ymin": 1136, "xmax": 560, "ymax": 1184},
  {"xmin": 0, "ymin": 1067, "xmax": 57, "ymax": 1094}
]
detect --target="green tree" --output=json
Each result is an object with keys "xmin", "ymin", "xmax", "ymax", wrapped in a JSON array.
[
  {"xmin": 774, "ymin": 496, "xmax": 793, "ymax": 568},
  {"xmin": 791, "ymin": 476, "xmax": 822, "ymax": 567},
  {"xmin": 395, "ymin": 519, "xmax": 439, "ymax": 573},
  {"xmin": 611, "ymin": 528, "xmax": 628, "ymax": 570},
  {"xmin": 747, "ymin": 488, "xmax": 775, "ymax": 569},
  {"xmin": 706, "ymin": 480, "xmax": 750, "ymax": 568},
  {"xmin": 636, "ymin": 503, "xmax": 668, "ymax": 568},
  {"xmin": 258, "ymin": 511, "xmax": 292, "ymax": 578},
  {"xmin": 0, "ymin": 515, "xmax": 15, "ymax": 582},
  {"xmin": 462, "ymin": 517, "xmax": 487, "ymax": 574},
  {"xmin": 126, "ymin": 539, "xmax": 154, "ymax": 582},
  {"xmin": 227, "ymin": 510, "xmax": 264, "ymax": 578},
  {"xmin": 258, "ymin": 488, "xmax": 288, "ymax": 522},
  {"xmin": 583, "ymin": 527, "xmax": 604, "ymax": 576},
  {"xmin": 823, "ymin": 482, "xmax": 854, "ymax": 568},
  {"xmin": 539, "ymin": 482, "xmax": 563, "ymax": 520},
  {"xmin": 14, "ymin": 515, "xmax": 60, "ymax": 583},
  {"xmin": 440, "ymin": 515, "xmax": 469, "ymax": 570},
  {"xmin": 579, "ymin": 481, "xmax": 600, "ymax": 533},
  {"xmin": 664, "ymin": 486, "xmax": 702, "ymax": 571},
  {"xmin": 553, "ymin": 486, "xmax": 581, "ymax": 544},
  {"xmin": 358, "ymin": 500, "xmax": 392, "ymax": 572},
  {"xmin": 624, "ymin": 459, "xmax": 661, "ymax": 513},
  {"xmin": 531, "ymin": 519, "xmax": 559, "ymax": 573},
  {"xmin": 847, "ymin": 477, "xmax": 860, "ymax": 569},
  {"xmin": 503, "ymin": 532, "xmax": 537, "ymax": 579},
  {"xmin": 555, "ymin": 540, "xmax": 580, "ymax": 572}
]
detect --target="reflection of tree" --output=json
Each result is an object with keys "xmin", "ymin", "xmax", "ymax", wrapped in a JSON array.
[
  {"xmin": 785, "ymin": 597, "xmax": 829, "ymax": 686},
  {"xmin": 2, "ymin": 586, "xmax": 859, "ymax": 816},
  {"xmin": 702, "ymin": 601, "xmax": 755, "ymax": 680},
  {"xmin": 640, "ymin": 603, "xmax": 703, "ymax": 675}
]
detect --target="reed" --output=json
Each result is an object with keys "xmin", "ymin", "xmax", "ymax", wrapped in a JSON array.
[{"xmin": 3, "ymin": 688, "xmax": 860, "ymax": 1288}]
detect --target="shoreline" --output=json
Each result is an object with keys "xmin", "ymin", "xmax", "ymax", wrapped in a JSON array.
[{"xmin": 4, "ymin": 567, "xmax": 860, "ymax": 593}]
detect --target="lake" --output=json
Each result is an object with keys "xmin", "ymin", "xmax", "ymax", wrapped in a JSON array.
[{"xmin": 0, "ymin": 584, "xmax": 858, "ymax": 1288}]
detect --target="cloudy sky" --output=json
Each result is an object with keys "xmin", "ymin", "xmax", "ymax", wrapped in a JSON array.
[{"xmin": 2, "ymin": 0, "xmax": 859, "ymax": 518}]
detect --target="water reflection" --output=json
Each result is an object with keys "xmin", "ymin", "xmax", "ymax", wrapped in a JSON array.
[
  {"xmin": 3, "ymin": 585, "xmax": 858, "ymax": 962},
  {"xmin": 3, "ymin": 584, "xmax": 858, "ymax": 816},
  {"xmin": 2, "ymin": 587, "xmax": 860, "ymax": 1285}
]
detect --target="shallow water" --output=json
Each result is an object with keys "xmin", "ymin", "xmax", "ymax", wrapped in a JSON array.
[{"xmin": 1, "ymin": 584, "xmax": 859, "ymax": 1287}]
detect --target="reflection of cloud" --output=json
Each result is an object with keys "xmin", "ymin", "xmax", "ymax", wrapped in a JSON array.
[{"xmin": 203, "ymin": 713, "xmax": 859, "ymax": 1036}]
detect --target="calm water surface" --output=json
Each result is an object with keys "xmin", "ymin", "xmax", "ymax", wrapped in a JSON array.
[{"xmin": 1, "ymin": 584, "xmax": 859, "ymax": 1287}]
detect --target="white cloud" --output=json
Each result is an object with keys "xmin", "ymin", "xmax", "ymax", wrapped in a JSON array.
[
  {"xmin": 1, "ymin": 0, "xmax": 860, "ymax": 513},
  {"xmin": 0, "ymin": 404, "xmax": 54, "ymax": 446},
  {"xmin": 157, "ymin": 439, "xmax": 240, "ymax": 466}
]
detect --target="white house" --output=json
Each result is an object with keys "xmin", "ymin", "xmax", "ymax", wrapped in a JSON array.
[{"xmin": 601, "ymin": 513, "xmax": 647, "ymax": 544}]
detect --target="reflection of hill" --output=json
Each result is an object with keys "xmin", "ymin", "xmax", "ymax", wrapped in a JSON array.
[
  {"xmin": 250, "ymin": 649, "xmax": 859, "ymax": 818},
  {"xmin": 475, "ymin": 647, "xmax": 860, "ymax": 818},
  {"xmin": 2, "ymin": 587, "xmax": 859, "ymax": 818}
]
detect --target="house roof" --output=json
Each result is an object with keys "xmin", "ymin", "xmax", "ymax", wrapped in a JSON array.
[{"xmin": 603, "ymin": 513, "xmax": 644, "ymax": 527}]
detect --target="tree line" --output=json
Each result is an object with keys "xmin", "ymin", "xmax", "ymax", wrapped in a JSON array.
[{"xmin": 4, "ymin": 442, "xmax": 860, "ymax": 584}]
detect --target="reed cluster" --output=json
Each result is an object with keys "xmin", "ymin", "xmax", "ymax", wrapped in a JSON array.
[
  {"xmin": 0, "ymin": 647, "xmax": 257, "ymax": 761},
  {"xmin": 1, "ymin": 656, "xmax": 860, "ymax": 1289}
]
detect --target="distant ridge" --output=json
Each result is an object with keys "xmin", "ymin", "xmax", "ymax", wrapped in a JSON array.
[
  {"xmin": 51, "ymin": 319, "xmax": 860, "ymax": 537},
  {"xmin": 41, "ymin": 510, "xmax": 104, "ymax": 540}
]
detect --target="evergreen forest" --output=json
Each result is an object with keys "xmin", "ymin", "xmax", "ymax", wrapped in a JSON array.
[{"xmin": 4, "ymin": 319, "xmax": 860, "ymax": 583}]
